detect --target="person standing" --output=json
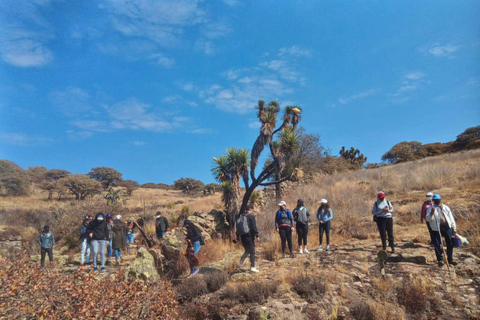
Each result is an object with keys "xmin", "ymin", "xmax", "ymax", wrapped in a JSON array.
[
  {"xmin": 275, "ymin": 201, "xmax": 295, "ymax": 258},
  {"xmin": 112, "ymin": 215, "xmax": 127, "ymax": 265},
  {"xmin": 316, "ymin": 199, "xmax": 333, "ymax": 251},
  {"xmin": 106, "ymin": 214, "xmax": 113, "ymax": 258},
  {"xmin": 87, "ymin": 212, "xmax": 109, "ymax": 272},
  {"xmin": 372, "ymin": 191, "xmax": 395, "ymax": 253},
  {"xmin": 236, "ymin": 205, "xmax": 260, "ymax": 272},
  {"xmin": 293, "ymin": 199, "xmax": 311, "ymax": 254},
  {"xmin": 183, "ymin": 219, "xmax": 203, "ymax": 276},
  {"xmin": 155, "ymin": 211, "xmax": 169, "ymax": 239},
  {"xmin": 79, "ymin": 217, "xmax": 91, "ymax": 265},
  {"xmin": 38, "ymin": 225, "xmax": 55, "ymax": 269},
  {"xmin": 426, "ymin": 194, "xmax": 458, "ymax": 267},
  {"xmin": 421, "ymin": 192, "xmax": 435, "ymax": 248},
  {"xmin": 126, "ymin": 220, "xmax": 135, "ymax": 253}
]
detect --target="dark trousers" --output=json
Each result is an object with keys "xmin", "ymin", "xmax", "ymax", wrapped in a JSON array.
[
  {"xmin": 426, "ymin": 222, "xmax": 435, "ymax": 244},
  {"xmin": 279, "ymin": 226, "xmax": 293, "ymax": 254},
  {"xmin": 297, "ymin": 223, "xmax": 308, "ymax": 246},
  {"xmin": 432, "ymin": 226, "xmax": 454, "ymax": 262},
  {"xmin": 239, "ymin": 235, "xmax": 256, "ymax": 268},
  {"xmin": 319, "ymin": 221, "xmax": 331, "ymax": 245},
  {"xmin": 376, "ymin": 217, "xmax": 394, "ymax": 250},
  {"xmin": 41, "ymin": 247, "xmax": 53, "ymax": 268}
]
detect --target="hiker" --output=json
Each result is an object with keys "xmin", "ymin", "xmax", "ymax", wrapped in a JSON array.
[
  {"xmin": 111, "ymin": 215, "xmax": 127, "ymax": 265},
  {"xmin": 316, "ymin": 199, "xmax": 332, "ymax": 251},
  {"xmin": 185, "ymin": 239, "xmax": 200, "ymax": 278},
  {"xmin": 106, "ymin": 214, "xmax": 113, "ymax": 258},
  {"xmin": 155, "ymin": 211, "xmax": 169, "ymax": 239},
  {"xmin": 372, "ymin": 191, "xmax": 395, "ymax": 253},
  {"xmin": 79, "ymin": 217, "xmax": 91, "ymax": 265},
  {"xmin": 293, "ymin": 199, "xmax": 311, "ymax": 254},
  {"xmin": 426, "ymin": 194, "xmax": 458, "ymax": 267},
  {"xmin": 87, "ymin": 212, "xmax": 109, "ymax": 272},
  {"xmin": 183, "ymin": 219, "xmax": 203, "ymax": 276},
  {"xmin": 275, "ymin": 201, "xmax": 295, "ymax": 258},
  {"xmin": 421, "ymin": 192, "xmax": 435, "ymax": 249},
  {"xmin": 236, "ymin": 204, "xmax": 260, "ymax": 273},
  {"xmin": 38, "ymin": 225, "xmax": 55, "ymax": 268},
  {"xmin": 126, "ymin": 220, "xmax": 135, "ymax": 253}
]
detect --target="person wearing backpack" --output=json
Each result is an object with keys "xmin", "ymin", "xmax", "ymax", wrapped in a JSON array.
[
  {"xmin": 316, "ymin": 199, "xmax": 333, "ymax": 251},
  {"xmin": 275, "ymin": 201, "xmax": 295, "ymax": 258},
  {"xmin": 236, "ymin": 205, "xmax": 260, "ymax": 273},
  {"xmin": 293, "ymin": 199, "xmax": 311, "ymax": 254},
  {"xmin": 372, "ymin": 192, "xmax": 395, "ymax": 253},
  {"xmin": 155, "ymin": 211, "xmax": 169, "ymax": 239}
]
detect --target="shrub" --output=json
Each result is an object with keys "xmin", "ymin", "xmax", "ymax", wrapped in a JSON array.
[
  {"xmin": 204, "ymin": 271, "xmax": 228, "ymax": 292},
  {"xmin": 397, "ymin": 276, "xmax": 435, "ymax": 314},
  {"xmin": 221, "ymin": 281, "xmax": 278, "ymax": 303},
  {"xmin": 175, "ymin": 276, "xmax": 208, "ymax": 302},
  {"xmin": 291, "ymin": 275, "xmax": 327, "ymax": 301},
  {"xmin": 0, "ymin": 160, "xmax": 31, "ymax": 196}
]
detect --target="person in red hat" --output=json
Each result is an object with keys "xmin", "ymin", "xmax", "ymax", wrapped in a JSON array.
[{"xmin": 372, "ymin": 191, "xmax": 395, "ymax": 253}]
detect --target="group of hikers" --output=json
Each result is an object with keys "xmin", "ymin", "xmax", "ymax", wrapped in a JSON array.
[{"xmin": 38, "ymin": 191, "xmax": 460, "ymax": 275}]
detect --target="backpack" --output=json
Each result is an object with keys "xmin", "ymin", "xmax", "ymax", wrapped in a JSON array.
[
  {"xmin": 236, "ymin": 214, "xmax": 250, "ymax": 236},
  {"xmin": 277, "ymin": 210, "xmax": 292, "ymax": 221}
]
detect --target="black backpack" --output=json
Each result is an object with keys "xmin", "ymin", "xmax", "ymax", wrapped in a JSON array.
[{"xmin": 236, "ymin": 214, "xmax": 250, "ymax": 236}]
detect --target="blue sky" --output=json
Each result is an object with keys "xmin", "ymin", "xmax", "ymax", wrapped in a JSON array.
[{"xmin": 1, "ymin": 0, "xmax": 479, "ymax": 184}]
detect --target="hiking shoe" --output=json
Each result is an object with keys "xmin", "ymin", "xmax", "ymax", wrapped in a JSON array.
[
  {"xmin": 282, "ymin": 253, "xmax": 286, "ymax": 258},
  {"xmin": 290, "ymin": 253, "xmax": 295, "ymax": 258},
  {"xmin": 93, "ymin": 268, "xmax": 99, "ymax": 273},
  {"xmin": 390, "ymin": 249, "xmax": 396, "ymax": 254},
  {"xmin": 299, "ymin": 249, "xmax": 303, "ymax": 254},
  {"xmin": 304, "ymin": 249, "xmax": 310, "ymax": 253},
  {"xmin": 326, "ymin": 246, "xmax": 330, "ymax": 251},
  {"xmin": 448, "ymin": 260, "xmax": 458, "ymax": 266},
  {"xmin": 438, "ymin": 261, "xmax": 444, "ymax": 267},
  {"xmin": 250, "ymin": 267, "xmax": 260, "ymax": 273},
  {"xmin": 237, "ymin": 262, "xmax": 245, "ymax": 270},
  {"xmin": 101, "ymin": 267, "xmax": 106, "ymax": 272},
  {"xmin": 317, "ymin": 246, "xmax": 323, "ymax": 251}
]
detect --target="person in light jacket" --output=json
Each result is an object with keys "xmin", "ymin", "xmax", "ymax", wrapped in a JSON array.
[
  {"xmin": 372, "ymin": 191, "xmax": 395, "ymax": 253},
  {"xmin": 293, "ymin": 199, "xmax": 311, "ymax": 254},
  {"xmin": 38, "ymin": 225, "xmax": 55, "ymax": 268},
  {"xmin": 316, "ymin": 199, "xmax": 333, "ymax": 251},
  {"xmin": 426, "ymin": 194, "xmax": 458, "ymax": 267}
]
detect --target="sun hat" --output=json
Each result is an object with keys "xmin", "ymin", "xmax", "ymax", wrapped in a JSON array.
[
  {"xmin": 426, "ymin": 192, "xmax": 434, "ymax": 197},
  {"xmin": 114, "ymin": 215, "xmax": 122, "ymax": 220},
  {"xmin": 278, "ymin": 201, "xmax": 287, "ymax": 206},
  {"xmin": 320, "ymin": 199, "xmax": 328, "ymax": 204},
  {"xmin": 433, "ymin": 194, "xmax": 441, "ymax": 200},
  {"xmin": 378, "ymin": 192, "xmax": 386, "ymax": 198}
]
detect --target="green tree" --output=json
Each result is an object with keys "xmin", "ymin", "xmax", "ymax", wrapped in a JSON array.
[
  {"xmin": 87, "ymin": 167, "xmax": 123, "ymax": 189},
  {"xmin": 39, "ymin": 169, "xmax": 71, "ymax": 200},
  {"xmin": 0, "ymin": 160, "xmax": 31, "ymax": 196},
  {"xmin": 59, "ymin": 174, "xmax": 102, "ymax": 200},
  {"xmin": 339, "ymin": 146, "xmax": 367, "ymax": 168},
  {"xmin": 119, "ymin": 179, "xmax": 140, "ymax": 196},
  {"xmin": 173, "ymin": 177, "xmax": 205, "ymax": 193},
  {"xmin": 381, "ymin": 141, "xmax": 424, "ymax": 164},
  {"xmin": 27, "ymin": 166, "xmax": 47, "ymax": 184},
  {"xmin": 452, "ymin": 125, "xmax": 480, "ymax": 150}
]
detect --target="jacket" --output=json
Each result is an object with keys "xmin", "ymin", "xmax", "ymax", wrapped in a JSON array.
[
  {"xmin": 112, "ymin": 220, "xmax": 127, "ymax": 249},
  {"xmin": 317, "ymin": 208, "xmax": 333, "ymax": 222},
  {"xmin": 293, "ymin": 207, "xmax": 311, "ymax": 225},
  {"xmin": 421, "ymin": 201, "xmax": 432, "ymax": 221},
  {"xmin": 107, "ymin": 221, "xmax": 113, "ymax": 240},
  {"xmin": 186, "ymin": 223, "xmax": 202, "ymax": 243},
  {"xmin": 236, "ymin": 213, "xmax": 259, "ymax": 238},
  {"xmin": 87, "ymin": 219, "xmax": 109, "ymax": 241},
  {"xmin": 39, "ymin": 231, "xmax": 55, "ymax": 248},
  {"xmin": 156, "ymin": 216, "xmax": 169, "ymax": 233},
  {"xmin": 275, "ymin": 209, "xmax": 294, "ymax": 229},
  {"xmin": 79, "ymin": 224, "xmax": 89, "ymax": 240},
  {"xmin": 372, "ymin": 199, "xmax": 393, "ymax": 218},
  {"xmin": 426, "ymin": 204, "xmax": 456, "ymax": 232}
]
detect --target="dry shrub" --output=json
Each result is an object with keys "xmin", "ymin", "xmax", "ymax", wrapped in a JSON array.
[
  {"xmin": 262, "ymin": 234, "xmax": 280, "ymax": 261},
  {"xmin": 180, "ymin": 296, "xmax": 231, "ymax": 320},
  {"xmin": 0, "ymin": 256, "xmax": 178, "ymax": 319},
  {"xmin": 197, "ymin": 238, "xmax": 235, "ymax": 265},
  {"xmin": 291, "ymin": 274, "xmax": 327, "ymax": 301},
  {"xmin": 221, "ymin": 281, "xmax": 278, "ymax": 303},
  {"xmin": 351, "ymin": 300, "xmax": 404, "ymax": 320},
  {"xmin": 455, "ymin": 204, "xmax": 480, "ymax": 257},
  {"xmin": 397, "ymin": 276, "xmax": 436, "ymax": 314},
  {"xmin": 175, "ymin": 276, "xmax": 209, "ymax": 302},
  {"xmin": 204, "ymin": 270, "xmax": 228, "ymax": 292}
]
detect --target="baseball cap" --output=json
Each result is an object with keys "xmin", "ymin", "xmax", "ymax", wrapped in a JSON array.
[
  {"xmin": 433, "ymin": 194, "xmax": 441, "ymax": 200},
  {"xmin": 320, "ymin": 199, "xmax": 328, "ymax": 204},
  {"xmin": 378, "ymin": 192, "xmax": 386, "ymax": 199},
  {"xmin": 106, "ymin": 214, "xmax": 112, "ymax": 219},
  {"xmin": 278, "ymin": 201, "xmax": 287, "ymax": 206}
]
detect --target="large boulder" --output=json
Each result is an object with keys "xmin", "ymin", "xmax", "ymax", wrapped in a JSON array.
[
  {"xmin": 125, "ymin": 247, "xmax": 160, "ymax": 282},
  {"xmin": 0, "ymin": 227, "xmax": 22, "ymax": 260}
]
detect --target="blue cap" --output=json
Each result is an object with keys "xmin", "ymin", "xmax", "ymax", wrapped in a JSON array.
[{"xmin": 433, "ymin": 194, "xmax": 441, "ymax": 200}]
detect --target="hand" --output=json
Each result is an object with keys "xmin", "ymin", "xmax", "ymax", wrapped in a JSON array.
[
  {"xmin": 452, "ymin": 231, "xmax": 457, "ymax": 237},
  {"xmin": 276, "ymin": 229, "xmax": 279, "ymax": 233},
  {"xmin": 52, "ymin": 245, "xmax": 55, "ymax": 249},
  {"xmin": 292, "ymin": 227, "xmax": 295, "ymax": 231},
  {"xmin": 256, "ymin": 237, "xmax": 261, "ymax": 243},
  {"xmin": 89, "ymin": 233, "xmax": 93, "ymax": 238},
  {"xmin": 382, "ymin": 208, "xmax": 389, "ymax": 213}
]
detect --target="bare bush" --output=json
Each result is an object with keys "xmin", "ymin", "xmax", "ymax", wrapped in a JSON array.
[
  {"xmin": 291, "ymin": 274, "xmax": 327, "ymax": 301},
  {"xmin": 397, "ymin": 276, "xmax": 436, "ymax": 314},
  {"xmin": 221, "ymin": 281, "xmax": 278, "ymax": 303}
]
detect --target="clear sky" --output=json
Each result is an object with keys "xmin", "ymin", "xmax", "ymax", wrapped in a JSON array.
[{"xmin": 1, "ymin": 0, "xmax": 479, "ymax": 184}]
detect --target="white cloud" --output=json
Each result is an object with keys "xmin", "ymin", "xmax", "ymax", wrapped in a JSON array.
[
  {"xmin": 70, "ymin": 120, "xmax": 110, "ymax": 132},
  {"xmin": 0, "ymin": 132, "xmax": 54, "ymax": 146},
  {"xmin": 278, "ymin": 46, "xmax": 312, "ymax": 57},
  {"xmin": 0, "ymin": 1, "xmax": 55, "ymax": 67},
  {"xmin": 191, "ymin": 128, "xmax": 212, "ymax": 134},
  {"xmin": 131, "ymin": 141, "xmax": 147, "ymax": 146},
  {"xmin": 248, "ymin": 119, "xmax": 261, "ymax": 129},
  {"xmin": 387, "ymin": 72, "xmax": 429, "ymax": 103},
  {"xmin": 422, "ymin": 43, "xmax": 459, "ymax": 57},
  {"xmin": 405, "ymin": 72, "xmax": 425, "ymax": 80},
  {"xmin": 50, "ymin": 87, "xmax": 93, "ymax": 117},
  {"xmin": 338, "ymin": 89, "xmax": 376, "ymax": 104}
]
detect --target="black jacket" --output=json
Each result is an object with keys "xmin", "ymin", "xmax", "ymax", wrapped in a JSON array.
[
  {"xmin": 156, "ymin": 216, "xmax": 169, "ymax": 233},
  {"xmin": 237, "ymin": 213, "xmax": 259, "ymax": 238},
  {"xmin": 185, "ymin": 223, "xmax": 202, "ymax": 243},
  {"xmin": 87, "ymin": 218, "xmax": 109, "ymax": 241}
]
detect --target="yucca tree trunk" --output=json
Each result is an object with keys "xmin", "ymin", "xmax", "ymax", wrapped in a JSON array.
[{"xmin": 274, "ymin": 166, "xmax": 282, "ymax": 201}]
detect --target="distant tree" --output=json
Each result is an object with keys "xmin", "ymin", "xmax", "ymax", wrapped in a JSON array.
[
  {"xmin": 27, "ymin": 166, "xmax": 47, "ymax": 184},
  {"xmin": 141, "ymin": 182, "xmax": 160, "ymax": 189},
  {"xmin": 202, "ymin": 183, "xmax": 220, "ymax": 196},
  {"xmin": 0, "ymin": 160, "xmax": 31, "ymax": 196},
  {"xmin": 381, "ymin": 141, "xmax": 424, "ymax": 164},
  {"xmin": 88, "ymin": 167, "xmax": 123, "ymax": 189},
  {"xmin": 119, "ymin": 179, "xmax": 140, "ymax": 196},
  {"xmin": 59, "ymin": 174, "xmax": 102, "ymax": 200},
  {"xmin": 452, "ymin": 125, "xmax": 480, "ymax": 150},
  {"xmin": 173, "ymin": 177, "xmax": 205, "ymax": 193},
  {"xmin": 288, "ymin": 128, "xmax": 328, "ymax": 179},
  {"xmin": 44, "ymin": 169, "xmax": 70, "ymax": 181},
  {"xmin": 419, "ymin": 142, "xmax": 450, "ymax": 157},
  {"xmin": 339, "ymin": 146, "xmax": 367, "ymax": 168},
  {"xmin": 39, "ymin": 169, "xmax": 71, "ymax": 200}
]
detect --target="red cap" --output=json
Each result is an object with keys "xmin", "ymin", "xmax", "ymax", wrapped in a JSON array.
[{"xmin": 378, "ymin": 192, "xmax": 386, "ymax": 198}]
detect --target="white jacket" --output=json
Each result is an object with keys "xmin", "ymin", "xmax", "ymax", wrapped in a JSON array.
[{"xmin": 426, "ymin": 204, "xmax": 456, "ymax": 232}]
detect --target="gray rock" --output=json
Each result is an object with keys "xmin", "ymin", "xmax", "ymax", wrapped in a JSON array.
[{"xmin": 125, "ymin": 247, "xmax": 160, "ymax": 282}]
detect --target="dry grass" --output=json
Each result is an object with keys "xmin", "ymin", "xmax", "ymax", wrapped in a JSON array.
[
  {"xmin": 290, "ymin": 274, "xmax": 328, "ymax": 301},
  {"xmin": 220, "ymin": 281, "xmax": 279, "ymax": 303},
  {"xmin": 396, "ymin": 275, "xmax": 436, "ymax": 314}
]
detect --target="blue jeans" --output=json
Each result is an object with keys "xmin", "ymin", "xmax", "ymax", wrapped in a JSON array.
[
  {"xmin": 107, "ymin": 239, "xmax": 113, "ymax": 257},
  {"xmin": 114, "ymin": 248, "xmax": 122, "ymax": 261},
  {"xmin": 91, "ymin": 240, "xmax": 106, "ymax": 269},
  {"xmin": 193, "ymin": 241, "xmax": 201, "ymax": 256},
  {"xmin": 126, "ymin": 234, "xmax": 134, "ymax": 244},
  {"xmin": 81, "ymin": 238, "xmax": 90, "ymax": 264}
]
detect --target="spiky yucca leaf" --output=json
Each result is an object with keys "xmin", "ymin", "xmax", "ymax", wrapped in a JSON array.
[
  {"xmin": 280, "ymin": 128, "xmax": 299, "ymax": 153},
  {"xmin": 221, "ymin": 181, "xmax": 235, "ymax": 209},
  {"xmin": 211, "ymin": 155, "xmax": 230, "ymax": 183},
  {"xmin": 249, "ymin": 191, "xmax": 262, "ymax": 207}
]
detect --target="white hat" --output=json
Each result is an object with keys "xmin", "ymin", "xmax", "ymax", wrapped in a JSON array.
[
  {"xmin": 278, "ymin": 201, "xmax": 286, "ymax": 206},
  {"xmin": 320, "ymin": 199, "xmax": 328, "ymax": 204},
  {"xmin": 114, "ymin": 215, "xmax": 122, "ymax": 220},
  {"xmin": 426, "ymin": 192, "xmax": 434, "ymax": 197}
]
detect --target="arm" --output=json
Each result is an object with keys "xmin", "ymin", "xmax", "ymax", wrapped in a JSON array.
[
  {"xmin": 164, "ymin": 217, "xmax": 169, "ymax": 230},
  {"xmin": 420, "ymin": 203, "xmax": 427, "ymax": 222},
  {"xmin": 325, "ymin": 209, "xmax": 333, "ymax": 222},
  {"xmin": 372, "ymin": 202, "xmax": 381, "ymax": 216},
  {"xmin": 249, "ymin": 214, "xmax": 259, "ymax": 238},
  {"xmin": 446, "ymin": 206, "xmax": 456, "ymax": 233},
  {"xmin": 306, "ymin": 209, "xmax": 311, "ymax": 222},
  {"xmin": 316, "ymin": 209, "xmax": 321, "ymax": 222},
  {"xmin": 38, "ymin": 234, "xmax": 42, "ymax": 247},
  {"xmin": 388, "ymin": 201, "xmax": 393, "ymax": 213},
  {"xmin": 425, "ymin": 206, "xmax": 434, "ymax": 222},
  {"xmin": 288, "ymin": 210, "xmax": 295, "ymax": 228},
  {"xmin": 52, "ymin": 233, "xmax": 55, "ymax": 246},
  {"xmin": 275, "ymin": 211, "xmax": 279, "ymax": 230}
]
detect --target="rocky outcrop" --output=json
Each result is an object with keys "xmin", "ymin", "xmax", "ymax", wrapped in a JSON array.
[
  {"xmin": 125, "ymin": 247, "xmax": 160, "ymax": 282},
  {"xmin": 0, "ymin": 227, "xmax": 22, "ymax": 260}
]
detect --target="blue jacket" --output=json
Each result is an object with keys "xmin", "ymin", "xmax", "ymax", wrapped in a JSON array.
[
  {"xmin": 317, "ymin": 209, "xmax": 333, "ymax": 222},
  {"xmin": 39, "ymin": 231, "xmax": 55, "ymax": 248}
]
